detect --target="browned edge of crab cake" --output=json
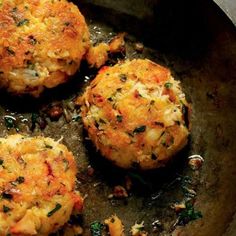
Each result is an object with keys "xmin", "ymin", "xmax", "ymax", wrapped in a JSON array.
[
  {"xmin": 0, "ymin": 0, "xmax": 90, "ymax": 97},
  {"xmin": 0, "ymin": 134, "xmax": 83, "ymax": 235},
  {"xmin": 79, "ymin": 59, "xmax": 190, "ymax": 170}
]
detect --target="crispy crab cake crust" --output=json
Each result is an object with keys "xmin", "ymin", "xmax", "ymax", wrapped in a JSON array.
[
  {"xmin": 79, "ymin": 59, "xmax": 190, "ymax": 170},
  {"xmin": 0, "ymin": 0, "xmax": 90, "ymax": 96},
  {"xmin": 0, "ymin": 134, "xmax": 83, "ymax": 235}
]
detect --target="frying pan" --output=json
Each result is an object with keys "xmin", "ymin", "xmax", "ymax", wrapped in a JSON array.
[{"xmin": 0, "ymin": 0, "xmax": 236, "ymax": 235}]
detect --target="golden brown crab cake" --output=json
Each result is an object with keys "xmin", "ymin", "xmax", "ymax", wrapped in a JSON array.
[
  {"xmin": 0, "ymin": 0, "xmax": 90, "ymax": 97},
  {"xmin": 0, "ymin": 134, "xmax": 83, "ymax": 235},
  {"xmin": 79, "ymin": 59, "xmax": 190, "ymax": 170}
]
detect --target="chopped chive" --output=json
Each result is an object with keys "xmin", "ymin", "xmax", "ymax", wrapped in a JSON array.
[
  {"xmin": 99, "ymin": 118, "xmax": 106, "ymax": 124},
  {"xmin": 116, "ymin": 115, "xmax": 123, "ymax": 123},
  {"xmin": 3, "ymin": 205, "xmax": 11, "ymax": 213},
  {"xmin": 16, "ymin": 176, "xmax": 25, "ymax": 184},
  {"xmin": 17, "ymin": 19, "xmax": 29, "ymax": 27},
  {"xmin": 45, "ymin": 143, "xmax": 53, "ymax": 149},
  {"xmin": 6, "ymin": 47, "xmax": 15, "ymax": 56},
  {"xmin": 28, "ymin": 35, "xmax": 37, "ymax": 45},
  {"xmin": 90, "ymin": 221, "xmax": 103, "ymax": 236},
  {"xmin": 63, "ymin": 159, "xmax": 69, "ymax": 172},
  {"xmin": 47, "ymin": 203, "xmax": 62, "ymax": 217},
  {"xmin": 4, "ymin": 116, "xmax": 19, "ymax": 131},
  {"xmin": 178, "ymin": 202, "xmax": 202, "ymax": 225},
  {"xmin": 154, "ymin": 122, "xmax": 164, "ymax": 127},
  {"xmin": 72, "ymin": 115, "xmax": 81, "ymax": 122},
  {"xmin": 119, "ymin": 74, "xmax": 127, "ymax": 82},
  {"xmin": 150, "ymin": 100, "xmax": 155, "ymax": 105},
  {"xmin": 133, "ymin": 125, "xmax": 146, "ymax": 134},
  {"xmin": 164, "ymin": 82, "xmax": 173, "ymax": 89},
  {"xmin": 2, "ymin": 193, "xmax": 13, "ymax": 200}
]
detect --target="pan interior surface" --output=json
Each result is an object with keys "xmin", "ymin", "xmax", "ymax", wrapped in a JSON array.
[{"xmin": 0, "ymin": 0, "xmax": 236, "ymax": 235}]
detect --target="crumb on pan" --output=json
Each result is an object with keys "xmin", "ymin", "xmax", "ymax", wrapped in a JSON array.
[
  {"xmin": 86, "ymin": 43, "xmax": 110, "ymax": 68},
  {"xmin": 0, "ymin": 134, "xmax": 83, "ymax": 235},
  {"xmin": 105, "ymin": 215, "xmax": 125, "ymax": 236},
  {"xmin": 79, "ymin": 59, "xmax": 190, "ymax": 170},
  {"xmin": 131, "ymin": 221, "xmax": 148, "ymax": 236},
  {"xmin": 0, "ymin": 0, "xmax": 90, "ymax": 96},
  {"xmin": 86, "ymin": 33, "xmax": 126, "ymax": 68},
  {"xmin": 109, "ymin": 32, "xmax": 126, "ymax": 54}
]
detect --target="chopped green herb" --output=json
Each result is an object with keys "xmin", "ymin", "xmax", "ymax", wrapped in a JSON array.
[
  {"xmin": 27, "ymin": 60, "xmax": 35, "ymax": 69},
  {"xmin": 90, "ymin": 221, "xmax": 103, "ymax": 236},
  {"xmin": 107, "ymin": 97, "xmax": 113, "ymax": 102},
  {"xmin": 12, "ymin": 7, "xmax": 18, "ymax": 12},
  {"xmin": 72, "ymin": 115, "xmax": 81, "ymax": 122},
  {"xmin": 4, "ymin": 116, "xmax": 14, "ymax": 129},
  {"xmin": 11, "ymin": 176, "xmax": 25, "ymax": 186},
  {"xmin": 3, "ymin": 205, "xmax": 11, "ymax": 213},
  {"xmin": 4, "ymin": 116, "xmax": 19, "ymax": 131},
  {"xmin": 182, "ymin": 104, "xmax": 187, "ymax": 115},
  {"xmin": 178, "ymin": 202, "xmax": 202, "ymax": 225},
  {"xmin": 94, "ymin": 121, "xmax": 99, "ymax": 129},
  {"xmin": 150, "ymin": 100, "xmax": 155, "ymax": 105},
  {"xmin": 17, "ymin": 19, "xmax": 29, "ymax": 27},
  {"xmin": 175, "ymin": 120, "xmax": 181, "ymax": 125},
  {"xmin": 28, "ymin": 35, "xmax": 37, "ymax": 45},
  {"xmin": 99, "ymin": 118, "xmax": 106, "ymax": 124},
  {"xmin": 2, "ymin": 193, "xmax": 13, "ymax": 200},
  {"xmin": 116, "ymin": 115, "xmax": 123, "ymax": 123},
  {"xmin": 154, "ymin": 121, "xmax": 164, "ymax": 127},
  {"xmin": 164, "ymin": 82, "xmax": 173, "ymax": 89},
  {"xmin": 16, "ymin": 176, "xmax": 25, "ymax": 184},
  {"xmin": 63, "ymin": 159, "xmax": 69, "ymax": 172},
  {"xmin": 133, "ymin": 125, "xmax": 146, "ymax": 134},
  {"xmin": 126, "ymin": 132, "xmax": 134, "ymax": 138},
  {"xmin": 64, "ymin": 22, "xmax": 70, "ymax": 26},
  {"xmin": 0, "ymin": 159, "xmax": 3, "ymax": 165},
  {"xmin": 6, "ymin": 47, "xmax": 15, "ymax": 56},
  {"xmin": 119, "ymin": 74, "xmax": 127, "ymax": 82},
  {"xmin": 47, "ymin": 203, "xmax": 62, "ymax": 217},
  {"xmin": 45, "ymin": 143, "xmax": 53, "ymax": 149},
  {"xmin": 31, "ymin": 113, "xmax": 39, "ymax": 131}
]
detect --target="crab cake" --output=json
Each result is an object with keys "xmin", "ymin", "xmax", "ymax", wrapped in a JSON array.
[
  {"xmin": 79, "ymin": 59, "xmax": 190, "ymax": 170},
  {"xmin": 0, "ymin": 0, "xmax": 90, "ymax": 97},
  {"xmin": 0, "ymin": 134, "xmax": 83, "ymax": 235}
]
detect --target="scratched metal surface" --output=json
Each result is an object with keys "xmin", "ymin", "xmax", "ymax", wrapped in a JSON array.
[{"xmin": 0, "ymin": 0, "xmax": 236, "ymax": 235}]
